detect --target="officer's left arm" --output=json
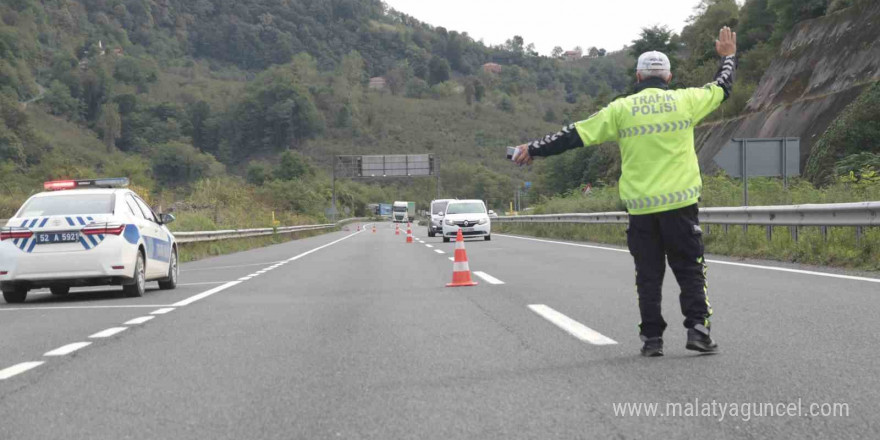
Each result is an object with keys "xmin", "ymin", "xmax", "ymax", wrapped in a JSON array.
[{"xmin": 525, "ymin": 106, "xmax": 619, "ymax": 158}]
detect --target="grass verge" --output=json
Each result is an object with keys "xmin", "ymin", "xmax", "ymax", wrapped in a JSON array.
[
  {"xmin": 178, "ymin": 228, "xmax": 339, "ymax": 262},
  {"xmin": 495, "ymin": 223, "xmax": 880, "ymax": 272}
]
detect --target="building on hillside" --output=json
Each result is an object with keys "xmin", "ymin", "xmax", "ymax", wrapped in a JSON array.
[
  {"xmin": 368, "ymin": 77, "xmax": 387, "ymax": 91},
  {"xmin": 563, "ymin": 49, "xmax": 583, "ymax": 61},
  {"xmin": 482, "ymin": 63, "xmax": 502, "ymax": 74}
]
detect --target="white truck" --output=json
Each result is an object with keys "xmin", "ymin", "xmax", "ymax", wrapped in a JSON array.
[{"xmin": 392, "ymin": 201, "xmax": 415, "ymax": 223}]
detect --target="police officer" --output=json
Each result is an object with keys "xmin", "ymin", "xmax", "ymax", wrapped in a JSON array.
[{"xmin": 512, "ymin": 27, "xmax": 737, "ymax": 357}]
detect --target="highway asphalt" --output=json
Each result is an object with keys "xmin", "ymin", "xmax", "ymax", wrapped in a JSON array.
[{"xmin": 0, "ymin": 223, "xmax": 877, "ymax": 439}]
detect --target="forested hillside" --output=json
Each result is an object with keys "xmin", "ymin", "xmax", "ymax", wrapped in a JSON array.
[{"xmin": 1, "ymin": 0, "xmax": 876, "ymax": 223}]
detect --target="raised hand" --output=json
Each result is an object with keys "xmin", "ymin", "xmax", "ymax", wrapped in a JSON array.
[{"xmin": 715, "ymin": 26, "xmax": 737, "ymax": 57}]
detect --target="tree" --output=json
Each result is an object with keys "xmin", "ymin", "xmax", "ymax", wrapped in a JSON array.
[
  {"xmin": 99, "ymin": 103, "xmax": 121, "ymax": 152},
  {"xmin": 464, "ymin": 82, "xmax": 475, "ymax": 106},
  {"xmin": 680, "ymin": 0, "xmax": 739, "ymax": 63},
  {"xmin": 551, "ymin": 46, "xmax": 564, "ymax": 58},
  {"xmin": 275, "ymin": 150, "xmax": 312, "ymax": 180},
  {"xmin": 428, "ymin": 56, "xmax": 450, "ymax": 85},
  {"xmin": 597, "ymin": 48, "xmax": 607, "ymax": 57},
  {"xmin": 151, "ymin": 142, "xmax": 222, "ymax": 186},
  {"xmin": 588, "ymin": 47, "xmax": 599, "ymax": 58},
  {"xmin": 629, "ymin": 26, "xmax": 682, "ymax": 78}
]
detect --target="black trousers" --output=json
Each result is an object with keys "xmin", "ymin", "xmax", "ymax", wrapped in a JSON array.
[{"xmin": 626, "ymin": 204, "xmax": 712, "ymax": 338}]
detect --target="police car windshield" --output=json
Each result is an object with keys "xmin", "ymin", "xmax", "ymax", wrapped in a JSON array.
[
  {"xmin": 446, "ymin": 202, "xmax": 485, "ymax": 215},
  {"xmin": 18, "ymin": 194, "xmax": 113, "ymax": 217}
]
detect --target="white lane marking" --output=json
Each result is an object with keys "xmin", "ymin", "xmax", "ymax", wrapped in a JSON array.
[
  {"xmin": 449, "ymin": 257, "xmax": 455, "ymax": 262},
  {"xmin": 89, "ymin": 327, "xmax": 128, "ymax": 338},
  {"xmin": 0, "ymin": 362, "xmax": 44, "ymax": 380},
  {"xmin": 181, "ymin": 261, "xmax": 287, "ymax": 272},
  {"xmin": 248, "ymin": 273, "xmax": 260, "ymax": 277},
  {"xmin": 178, "ymin": 281, "xmax": 232, "ymax": 286},
  {"xmin": 237, "ymin": 276, "xmax": 252, "ymax": 281},
  {"xmin": 151, "ymin": 308, "xmax": 175, "ymax": 315},
  {"xmin": 256, "ymin": 271, "xmax": 267, "ymax": 274},
  {"xmin": 426, "ymin": 244, "xmax": 434, "ymax": 248},
  {"xmin": 434, "ymin": 249, "xmax": 445, "ymax": 254},
  {"xmin": 497, "ymin": 234, "xmax": 627, "ymax": 253},
  {"xmin": 125, "ymin": 316, "xmax": 155, "ymax": 325},
  {"xmin": 0, "ymin": 305, "xmax": 170, "ymax": 312},
  {"xmin": 528, "ymin": 304, "xmax": 618, "ymax": 345},
  {"xmin": 474, "ymin": 271, "xmax": 505, "ymax": 285},
  {"xmin": 172, "ymin": 230, "xmax": 364, "ymax": 308},
  {"xmin": 171, "ymin": 281, "xmax": 241, "ymax": 307},
  {"xmin": 498, "ymin": 234, "xmax": 880, "ymax": 284},
  {"xmin": 44, "ymin": 342, "xmax": 91, "ymax": 357}
]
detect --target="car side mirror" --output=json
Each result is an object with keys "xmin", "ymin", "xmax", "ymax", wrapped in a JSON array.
[
  {"xmin": 488, "ymin": 210, "xmax": 496, "ymax": 215},
  {"xmin": 160, "ymin": 213, "xmax": 175, "ymax": 225}
]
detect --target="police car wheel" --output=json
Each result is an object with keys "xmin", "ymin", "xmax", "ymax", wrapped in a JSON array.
[
  {"xmin": 2, "ymin": 287, "xmax": 27, "ymax": 304},
  {"xmin": 158, "ymin": 250, "xmax": 178, "ymax": 290},
  {"xmin": 484, "ymin": 235, "xmax": 491, "ymax": 241},
  {"xmin": 428, "ymin": 231, "xmax": 435, "ymax": 237},
  {"xmin": 443, "ymin": 237, "xmax": 450, "ymax": 243},
  {"xmin": 122, "ymin": 253, "xmax": 146, "ymax": 298},
  {"xmin": 50, "ymin": 286, "xmax": 70, "ymax": 296}
]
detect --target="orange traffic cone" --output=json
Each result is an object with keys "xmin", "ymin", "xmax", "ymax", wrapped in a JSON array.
[
  {"xmin": 406, "ymin": 224, "xmax": 413, "ymax": 243},
  {"xmin": 446, "ymin": 229, "xmax": 477, "ymax": 287},
  {"xmin": 395, "ymin": 224, "xmax": 400, "ymax": 235}
]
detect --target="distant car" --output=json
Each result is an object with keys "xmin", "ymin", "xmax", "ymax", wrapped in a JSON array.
[
  {"xmin": 441, "ymin": 200, "xmax": 491, "ymax": 242},
  {"xmin": 488, "ymin": 210, "xmax": 499, "ymax": 219},
  {"xmin": 0, "ymin": 178, "xmax": 179, "ymax": 303},
  {"xmin": 428, "ymin": 199, "xmax": 455, "ymax": 238}
]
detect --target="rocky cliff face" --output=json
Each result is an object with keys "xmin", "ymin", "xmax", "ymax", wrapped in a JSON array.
[{"xmin": 696, "ymin": 2, "xmax": 880, "ymax": 174}]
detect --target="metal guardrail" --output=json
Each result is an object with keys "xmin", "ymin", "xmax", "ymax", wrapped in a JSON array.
[
  {"xmin": 0, "ymin": 218, "xmax": 369, "ymax": 244},
  {"xmin": 495, "ymin": 202, "xmax": 879, "ymax": 243},
  {"xmin": 174, "ymin": 218, "xmax": 367, "ymax": 244}
]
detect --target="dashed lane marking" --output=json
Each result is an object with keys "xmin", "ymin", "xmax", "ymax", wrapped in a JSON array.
[
  {"xmin": 151, "ymin": 308, "xmax": 175, "ymax": 315},
  {"xmin": 426, "ymin": 244, "xmax": 434, "ymax": 248},
  {"xmin": 44, "ymin": 342, "xmax": 91, "ymax": 357},
  {"xmin": 89, "ymin": 327, "xmax": 128, "ymax": 338},
  {"xmin": 528, "ymin": 304, "xmax": 618, "ymax": 345},
  {"xmin": 434, "ymin": 249, "xmax": 445, "ymax": 254},
  {"xmin": 498, "ymin": 234, "xmax": 880, "ymax": 284},
  {"xmin": 0, "ymin": 362, "xmax": 44, "ymax": 380},
  {"xmin": 124, "ymin": 316, "xmax": 155, "ymax": 325},
  {"xmin": 474, "ymin": 271, "xmax": 505, "ymax": 285}
]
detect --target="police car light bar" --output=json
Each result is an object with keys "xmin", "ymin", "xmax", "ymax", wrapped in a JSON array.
[{"xmin": 44, "ymin": 178, "xmax": 130, "ymax": 191}]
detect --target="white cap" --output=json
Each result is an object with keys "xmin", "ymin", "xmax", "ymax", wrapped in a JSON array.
[{"xmin": 636, "ymin": 51, "xmax": 671, "ymax": 71}]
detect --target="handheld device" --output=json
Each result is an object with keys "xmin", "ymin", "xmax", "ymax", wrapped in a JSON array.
[{"xmin": 506, "ymin": 146, "xmax": 517, "ymax": 160}]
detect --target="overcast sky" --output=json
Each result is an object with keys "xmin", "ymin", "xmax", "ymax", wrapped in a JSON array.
[{"xmin": 382, "ymin": 0, "xmax": 708, "ymax": 56}]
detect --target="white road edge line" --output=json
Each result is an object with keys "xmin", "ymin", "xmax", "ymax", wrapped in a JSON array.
[
  {"xmin": 0, "ymin": 362, "xmax": 44, "ymax": 380},
  {"xmin": 172, "ymin": 229, "xmax": 365, "ymax": 308},
  {"xmin": 434, "ymin": 249, "xmax": 445, "ymax": 254},
  {"xmin": 171, "ymin": 281, "xmax": 241, "ymax": 307},
  {"xmin": 182, "ymin": 261, "xmax": 287, "ymax": 272},
  {"xmin": 178, "ymin": 281, "xmax": 232, "ymax": 286},
  {"xmin": 44, "ymin": 342, "xmax": 92, "ymax": 356},
  {"xmin": 89, "ymin": 327, "xmax": 128, "ymax": 338},
  {"xmin": 237, "ymin": 277, "xmax": 252, "ymax": 281},
  {"xmin": 473, "ymin": 271, "xmax": 505, "ymax": 285},
  {"xmin": 528, "ymin": 304, "xmax": 617, "ymax": 345},
  {"xmin": 0, "ymin": 305, "xmax": 171, "ymax": 312},
  {"xmin": 498, "ymin": 233, "xmax": 880, "ymax": 284},
  {"xmin": 125, "ymin": 316, "xmax": 155, "ymax": 325},
  {"xmin": 151, "ymin": 308, "xmax": 175, "ymax": 315}
]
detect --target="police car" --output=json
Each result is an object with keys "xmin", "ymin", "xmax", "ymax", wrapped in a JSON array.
[{"xmin": 0, "ymin": 178, "xmax": 179, "ymax": 303}]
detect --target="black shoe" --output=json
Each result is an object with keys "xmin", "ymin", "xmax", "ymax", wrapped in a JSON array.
[
  {"xmin": 686, "ymin": 325, "xmax": 718, "ymax": 353},
  {"xmin": 640, "ymin": 336, "xmax": 664, "ymax": 357}
]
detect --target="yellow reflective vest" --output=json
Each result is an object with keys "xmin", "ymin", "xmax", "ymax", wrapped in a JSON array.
[{"xmin": 571, "ymin": 83, "xmax": 725, "ymax": 215}]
